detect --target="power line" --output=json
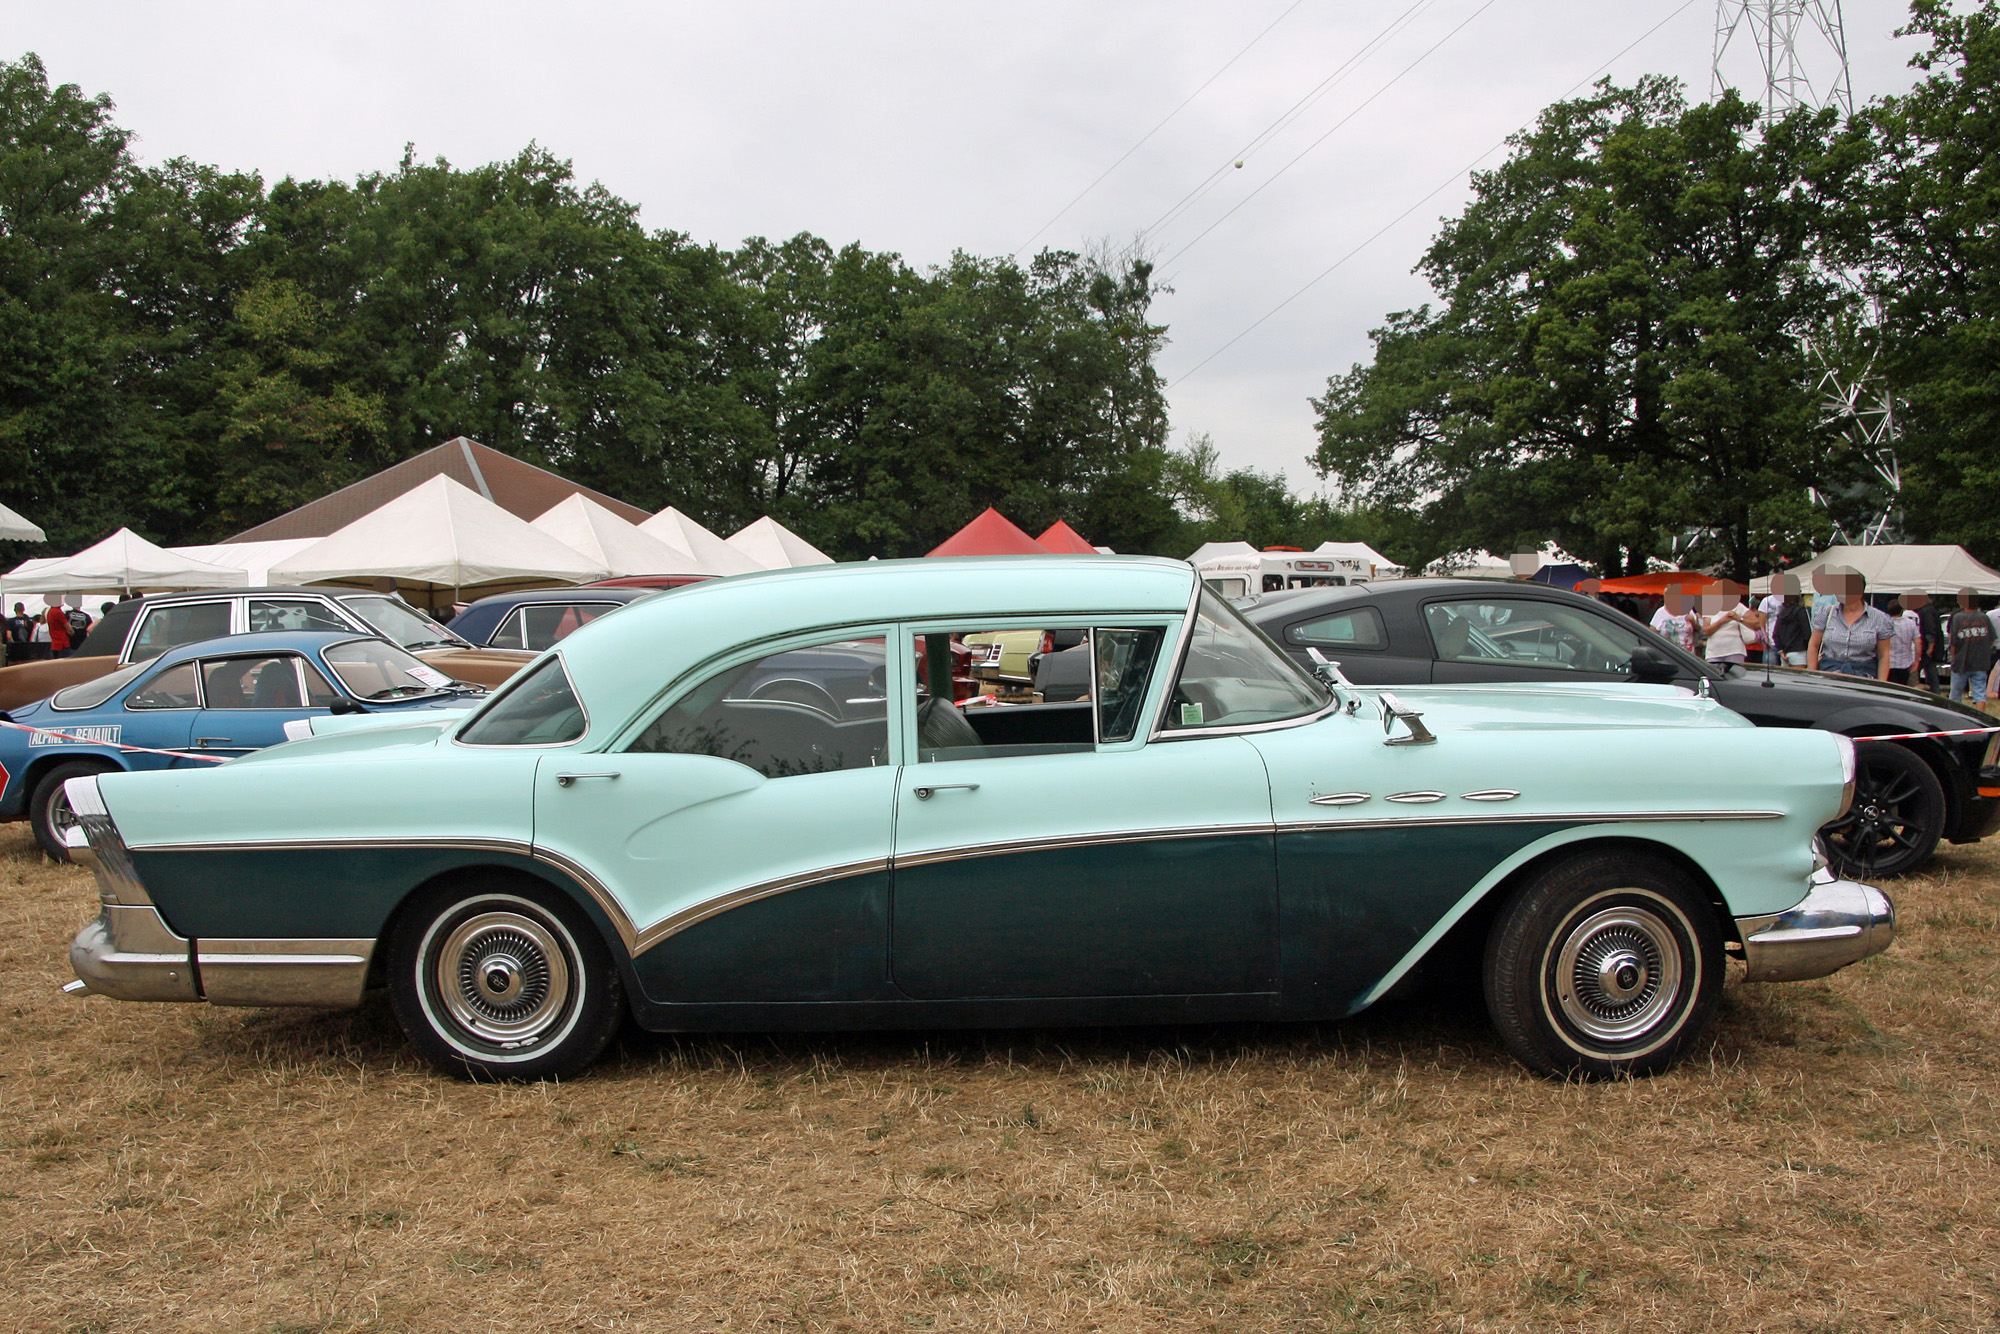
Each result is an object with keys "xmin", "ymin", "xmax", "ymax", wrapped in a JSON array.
[
  {"xmin": 1013, "ymin": 0, "xmax": 1307, "ymax": 258},
  {"xmin": 1171, "ymin": 0, "xmax": 1703, "ymax": 387},
  {"xmin": 1157, "ymin": 0, "xmax": 1501, "ymax": 273},
  {"xmin": 1140, "ymin": 0, "xmax": 1440, "ymax": 245}
]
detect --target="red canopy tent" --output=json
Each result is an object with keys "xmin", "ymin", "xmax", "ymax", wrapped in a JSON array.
[
  {"xmin": 1036, "ymin": 520, "xmax": 1098, "ymax": 555},
  {"xmin": 1595, "ymin": 572, "xmax": 1727, "ymax": 595},
  {"xmin": 927, "ymin": 508, "xmax": 1050, "ymax": 557}
]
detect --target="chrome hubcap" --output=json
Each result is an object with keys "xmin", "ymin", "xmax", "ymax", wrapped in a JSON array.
[
  {"xmin": 432, "ymin": 909, "xmax": 573, "ymax": 1048},
  {"xmin": 1550, "ymin": 898, "xmax": 1685, "ymax": 1045}
]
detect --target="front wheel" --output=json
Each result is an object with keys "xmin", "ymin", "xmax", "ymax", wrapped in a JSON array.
[
  {"xmin": 1822, "ymin": 742, "xmax": 1943, "ymax": 879},
  {"xmin": 1483, "ymin": 852, "xmax": 1722, "ymax": 1079},
  {"xmin": 389, "ymin": 880, "xmax": 625, "ymax": 1081}
]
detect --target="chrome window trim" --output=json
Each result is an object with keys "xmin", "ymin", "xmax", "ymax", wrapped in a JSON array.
[
  {"xmin": 504, "ymin": 601, "xmax": 625, "ymax": 652},
  {"xmin": 451, "ymin": 651, "xmax": 590, "ymax": 749},
  {"xmin": 1151, "ymin": 697, "xmax": 1342, "ymax": 741},
  {"xmin": 1147, "ymin": 578, "xmax": 1205, "ymax": 738},
  {"xmin": 1148, "ymin": 586, "xmax": 1335, "ymax": 742},
  {"xmin": 244, "ymin": 595, "xmax": 369, "ymax": 637},
  {"xmin": 124, "ymin": 658, "xmax": 206, "ymax": 712},
  {"xmin": 127, "ymin": 597, "xmax": 234, "ymax": 665}
]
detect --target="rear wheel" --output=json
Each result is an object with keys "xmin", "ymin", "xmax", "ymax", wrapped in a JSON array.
[
  {"xmin": 389, "ymin": 880, "xmax": 624, "ymax": 1081},
  {"xmin": 30, "ymin": 760, "xmax": 115, "ymax": 862},
  {"xmin": 1483, "ymin": 851, "xmax": 1722, "ymax": 1079},
  {"xmin": 1822, "ymin": 742, "xmax": 1943, "ymax": 879}
]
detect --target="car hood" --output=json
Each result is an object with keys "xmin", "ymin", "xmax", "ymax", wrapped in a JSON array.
[
  {"xmin": 1711, "ymin": 662, "xmax": 1989, "ymax": 724},
  {"xmin": 1375, "ymin": 681, "xmax": 1750, "ymax": 732}
]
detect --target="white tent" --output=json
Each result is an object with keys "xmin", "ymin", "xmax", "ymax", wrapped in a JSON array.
[
  {"xmin": 1, "ymin": 527, "xmax": 248, "ymax": 595},
  {"xmin": 1185, "ymin": 541, "xmax": 1259, "ymax": 565},
  {"xmin": 1753, "ymin": 545, "xmax": 2000, "ymax": 597},
  {"xmin": 530, "ymin": 494, "xmax": 710, "ymax": 578},
  {"xmin": 0, "ymin": 501, "xmax": 45, "ymax": 542},
  {"xmin": 726, "ymin": 516, "xmax": 834, "ymax": 569},
  {"xmin": 1313, "ymin": 540, "xmax": 1403, "ymax": 577},
  {"xmin": 170, "ymin": 538, "xmax": 322, "ymax": 587},
  {"xmin": 269, "ymin": 476, "xmax": 609, "ymax": 608},
  {"xmin": 637, "ymin": 507, "xmax": 764, "ymax": 576}
]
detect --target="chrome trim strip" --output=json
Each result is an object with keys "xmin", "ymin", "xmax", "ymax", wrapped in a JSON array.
[
  {"xmin": 1274, "ymin": 810, "xmax": 1783, "ymax": 834},
  {"xmin": 1461, "ymin": 789, "xmax": 1521, "ymax": 802},
  {"xmin": 631, "ymin": 857, "xmax": 892, "ymax": 953},
  {"xmin": 1153, "ymin": 697, "xmax": 1343, "ymax": 741},
  {"xmin": 891, "ymin": 823, "xmax": 1273, "ymax": 872},
  {"xmin": 197, "ymin": 937, "xmax": 377, "ymax": 1008},
  {"xmin": 1309, "ymin": 792, "xmax": 1371, "ymax": 807},
  {"xmin": 1385, "ymin": 791, "xmax": 1446, "ymax": 804},
  {"xmin": 65, "ymin": 776, "xmax": 152, "ymax": 906},
  {"xmin": 1147, "ymin": 576, "xmax": 1205, "ymax": 739}
]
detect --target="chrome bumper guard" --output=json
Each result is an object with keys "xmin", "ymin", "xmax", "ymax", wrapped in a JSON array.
[
  {"xmin": 62, "ymin": 775, "xmax": 374, "ymax": 1008},
  {"xmin": 1736, "ymin": 862, "xmax": 1895, "ymax": 984}
]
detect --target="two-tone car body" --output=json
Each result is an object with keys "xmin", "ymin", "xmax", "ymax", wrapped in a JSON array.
[
  {"xmin": 62, "ymin": 557, "xmax": 1893, "ymax": 1082},
  {"xmin": 4, "ymin": 631, "xmax": 483, "ymax": 858},
  {"xmin": 1242, "ymin": 579, "xmax": 2000, "ymax": 879}
]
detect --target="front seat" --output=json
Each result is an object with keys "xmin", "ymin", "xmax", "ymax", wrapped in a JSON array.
[{"xmin": 916, "ymin": 697, "xmax": 984, "ymax": 755}]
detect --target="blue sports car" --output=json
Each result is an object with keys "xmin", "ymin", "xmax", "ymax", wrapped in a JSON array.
[{"xmin": 1, "ymin": 630, "xmax": 483, "ymax": 859}]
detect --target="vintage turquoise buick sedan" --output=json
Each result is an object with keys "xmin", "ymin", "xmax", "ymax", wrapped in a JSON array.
[{"xmin": 62, "ymin": 557, "xmax": 1894, "ymax": 1081}]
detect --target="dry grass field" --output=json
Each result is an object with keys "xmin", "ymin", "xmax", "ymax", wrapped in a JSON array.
[{"xmin": 3, "ymin": 824, "xmax": 1997, "ymax": 1333}]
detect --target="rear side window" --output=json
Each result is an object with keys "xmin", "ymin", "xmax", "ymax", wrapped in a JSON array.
[
  {"xmin": 490, "ymin": 602, "xmax": 618, "ymax": 651},
  {"xmin": 247, "ymin": 599, "xmax": 353, "ymax": 634},
  {"xmin": 201, "ymin": 656, "xmax": 306, "ymax": 709},
  {"xmin": 1285, "ymin": 607, "xmax": 1386, "ymax": 650},
  {"xmin": 458, "ymin": 656, "xmax": 587, "ymax": 746},
  {"xmin": 130, "ymin": 601, "xmax": 231, "ymax": 661},
  {"xmin": 52, "ymin": 661, "xmax": 149, "ymax": 711},
  {"xmin": 628, "ymin": 637, "xmax": 888, "ymax": 778}
]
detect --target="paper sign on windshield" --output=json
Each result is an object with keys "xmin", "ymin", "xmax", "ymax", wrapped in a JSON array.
[{"xmin": 405, "ymin": 665, "xmax": 453, "ymax": 689}]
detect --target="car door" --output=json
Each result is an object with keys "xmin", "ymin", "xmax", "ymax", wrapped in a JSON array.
[
  {"xmin": 1424, "ymin": 594, "xmax": 1650, "ymax": 685},
  {"xmin": 529, "ymin": 634, "xmax": 901, "ymax": 1004},
  {"xmin": 888, "ymin": 617, "xmax": 1280, "ymax": 1001},
  {"xmin": 114, "ymin": 658, "xmax": 202, "ymax": 759},
  {"xmin": 188, "ymin": 652, "xmax": 328, "ymax": 757}
]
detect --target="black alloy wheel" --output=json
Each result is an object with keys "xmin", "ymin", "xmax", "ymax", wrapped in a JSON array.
[
  {"xmin": 1822, "ymin": 742, "xmax": 1944, "ymax": 880},
  {"xmin": 30, "ymin": 760, "xmax": 115, "ymax": 863},
  {"xmin": 1483, "ymin": 851, "xmax": 1723, "ymax": 1080},
  {"xmin": 389, "ymin": 879, "xmax": 625, "ymax": 1081}
]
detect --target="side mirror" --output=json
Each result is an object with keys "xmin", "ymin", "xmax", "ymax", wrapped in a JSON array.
[
  {"xmin": 1628, "ymin": 646, "xmax": 1679, "ymax": 684},
  {"xmin": 328, "ymin": 697, "xmax": 366, "ymax": 715}
]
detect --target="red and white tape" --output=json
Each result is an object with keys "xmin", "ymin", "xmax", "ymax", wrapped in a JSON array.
[
  {"xmin": 0, "ymin": 718, "xmax": 229, "ymax": 763},
  {"xmin": 1857, "ymin": 725, "xmax": 2000, "ymax": 742}
]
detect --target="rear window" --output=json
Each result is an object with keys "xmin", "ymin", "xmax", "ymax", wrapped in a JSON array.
[
  {"xmin": 458, "ymin": 656, "xmax": 587, "ymax": 746},
  {"xmin": 1285, "ymin": 607, "xmax": 1386, "ymax": 650},
  {"xmin": 51, "ymin": 661, "xmax": 150, "ymax": 711}
]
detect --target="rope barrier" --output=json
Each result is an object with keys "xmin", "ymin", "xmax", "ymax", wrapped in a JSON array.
[
  {"xmin": 0, "ymin": 718, "xmax": 230, "ymax": 763},
  {"xmin": 1856, "ymin": 725, "xmax": 2000, "ymax": 742}
]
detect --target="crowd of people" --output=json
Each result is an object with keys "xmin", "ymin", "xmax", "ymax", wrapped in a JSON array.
[
  {"xmin": 1633, "ymin": 575, "xmax": 2000, "ymax": 710},
  {"xmin": 1, "ymin": 599, "xmax": 114, "ymax": 663}
]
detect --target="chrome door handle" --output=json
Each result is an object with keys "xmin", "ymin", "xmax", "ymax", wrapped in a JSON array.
[
  {"xmin": 556, "ymin": 772, "xmax": 621, "ymax": 787},
  {"xmin": 195, "ymin": 737, "xmax": 230, "ymax": 747},
  {"xmin": 913, "ymin": 783, "xmax": 980, "ymax": 800}
]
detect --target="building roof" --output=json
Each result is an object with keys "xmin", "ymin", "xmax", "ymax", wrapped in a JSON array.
[{"xmin": 227, "ymin": 437, "xmax": 650, "ymax": 543}]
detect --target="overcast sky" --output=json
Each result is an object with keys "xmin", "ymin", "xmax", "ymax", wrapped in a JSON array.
[{"xmin": 14, "ymin": 1, "xmax": 1932, "ymax": 489}]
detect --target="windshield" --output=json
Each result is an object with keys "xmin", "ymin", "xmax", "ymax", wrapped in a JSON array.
[
  {"xmin": 1163, "ymin": 590, "xmax": 1330, "ymax": 732},
  {"xmin": 339, "ymin": 595, "xmax": 468, "ymax": 651},
  {"xmin": 52, "ymin": 660, "xmax": 151, "ymax": 711},
  {"xmin": 322, "ymin": 639, "xmax": 455, "ymax": 701}
]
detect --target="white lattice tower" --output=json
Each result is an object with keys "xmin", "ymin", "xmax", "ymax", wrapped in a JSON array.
[
  {"xmin": 1805, "ymin": 310, "xmax": 1905, "ymax": 546},
  {"xmin": 1713, "ymin": 0, "xmax": 1854, "ymax": 118}
]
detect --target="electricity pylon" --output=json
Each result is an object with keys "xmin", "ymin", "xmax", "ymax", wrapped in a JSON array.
[{"xmin": 1712, "ymin": 0, "xmax": 1854, "ymax": 117}]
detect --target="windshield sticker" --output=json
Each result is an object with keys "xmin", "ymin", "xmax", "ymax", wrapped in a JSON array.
[
  {"xmin": 30, "ymin": 725, "xmax": 121, "ymax": 747},
  {"xmin": 1179, "ymin": 703, "xmax": 1203, "ymax": 727},
  {"xmin": 405, "ymin": 665, "xmax": 452, "ymax": 689}
]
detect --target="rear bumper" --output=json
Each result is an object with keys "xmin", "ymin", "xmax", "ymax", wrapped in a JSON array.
[{"xmin": 1736, "ymin": 864, "xmax": 1895, "ymax": 983}]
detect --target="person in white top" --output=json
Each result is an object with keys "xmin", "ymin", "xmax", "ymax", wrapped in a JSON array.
[
  {"xmin": 1650, "ymin": 594, "xmax": 1698, "ymax": 653},
  {"xmin": 1756, "ymin": 587, "xmax": 1787, "ymax": 664},
  {"xmin": 1886, "ymin": 598, "xmax": 1922, "ymax": 685},
  {"xmin": 1700, "ymin": 585, "xmax": 1766, "ymax": 664}
]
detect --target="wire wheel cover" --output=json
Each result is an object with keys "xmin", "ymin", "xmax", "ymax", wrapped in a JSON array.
[
  {"xmin": 1545, "ymin": 894, "xmax": 1689, "ymax": 1047},
  {"xmin": 431, "ymin": 908, "xmax": 575, "ymax": 1048}
]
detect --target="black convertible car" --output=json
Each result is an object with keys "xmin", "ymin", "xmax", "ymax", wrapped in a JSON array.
[{"xmin": 1242, "ymin": 578, "xmax": 2000, "ymax": 878}]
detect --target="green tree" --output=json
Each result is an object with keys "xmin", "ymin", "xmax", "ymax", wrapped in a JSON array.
[
  {"xmin": 1863, "ymin": 0, "xmax": 2000, "ymax": 559},
  {"xmin": 1313, "ymin": 80, "xmax": 1863, "ymax": 579}
]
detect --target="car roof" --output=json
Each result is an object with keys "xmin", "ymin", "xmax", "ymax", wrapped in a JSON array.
[
  {"xmin": 120, "ymin": 587, "xmax": 412, "ymax": 608},
  {"xmin": 460, "ymin": 587, "xmax": 654, "ymax": 610},
  {"xmin": 144, "ymin": 629, "xmax": 380, "ymax": 670},
  {"xmin": 1243, "ymin": 577, "xmax": 1611, "ymax": 611},
  {"xmin": 552, "ymin": 556, "xmax": 1196, "ymax": 735}
]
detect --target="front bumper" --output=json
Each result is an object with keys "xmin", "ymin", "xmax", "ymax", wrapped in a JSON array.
[
  {"xmin": 1736, "ymin": 862, "xmax": 1895, "ymax": 983},
  {"xmin": 62, "ymin": 776, "xmax": 374, "ymax": 1008}
]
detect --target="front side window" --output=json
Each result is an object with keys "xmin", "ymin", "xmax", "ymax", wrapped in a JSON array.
[
  {"xmin": 458, "ymin": 655, "xmax": 587, "ymax": 746},
  {"xmin": 322, "ymin": 639, "xmax": 453, "ymax": 701},
  {"xmin": 247, "ymin": 599, "xmax": 353, "ymax": 634},
  {"xmin": 1425, "ymin": 599, "xmax": 1642, "ymax": 673},
  {"xmin": 201, "ymin": 655, "xmax": 306, "ymax": 709},
  {"xmin": 1161, "ymin": 591, "xmax": 1328, "ymax": 732},
  {"xmin": 628, "ymin": 637, "xmax": 888, "ymax": 779},
  {"xmin": 490, "ymin": 602, "xmax": 618, "ymax": 651},
  {"xmin": 130, "ymin": 601, "xmax": 231, "ymax": 662},
  {"xmin": 908, "ymin": 625, "xmax": 1167, "ymax": 760},
  {"xmin": 127, "ymin": 662, "xmax": 201, "ymax": 710}
]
